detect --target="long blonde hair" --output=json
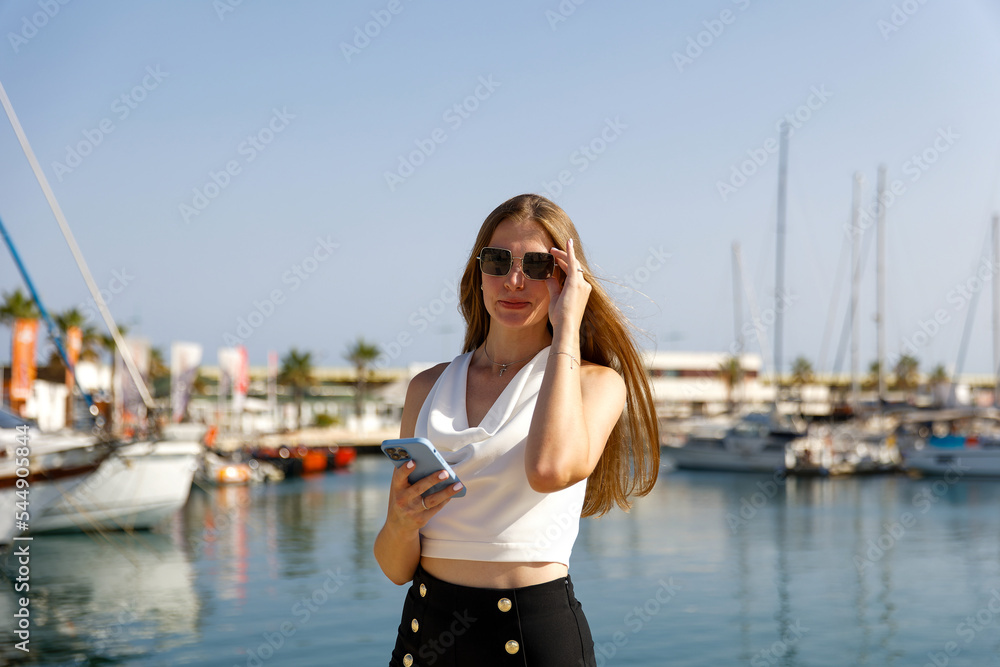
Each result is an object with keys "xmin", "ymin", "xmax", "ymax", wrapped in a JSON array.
[{"xmin": 459, "ymin": 194, "xmax": 660, "ymax": 516}]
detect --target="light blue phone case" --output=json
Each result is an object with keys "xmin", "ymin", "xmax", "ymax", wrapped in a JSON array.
[{"xmin": 381, "ymin": 437, "xmax": 467, "ymax": 498}]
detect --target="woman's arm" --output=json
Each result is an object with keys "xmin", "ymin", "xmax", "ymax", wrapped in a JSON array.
[
  {"xmin": 526, "ymin": 239, "xmax": 627, "ymax": 493},
  {"xmin": 373, "ymin": 363, "xmax": 463, "ymax": 585}
]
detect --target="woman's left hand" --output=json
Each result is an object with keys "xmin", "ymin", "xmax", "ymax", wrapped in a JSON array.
[{"xmin": 546, "ymin": 238, "xmax": 592, "ymax": 335}]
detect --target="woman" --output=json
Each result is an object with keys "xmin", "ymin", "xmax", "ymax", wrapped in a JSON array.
[{"xmin": 375, "ymin": 193, "xmax": 659, "ymax": 666}]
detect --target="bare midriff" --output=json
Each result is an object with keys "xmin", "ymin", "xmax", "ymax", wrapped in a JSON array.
[{"xmin": 420, "ymin": 556, "xmax": 568, "ymax": 589}]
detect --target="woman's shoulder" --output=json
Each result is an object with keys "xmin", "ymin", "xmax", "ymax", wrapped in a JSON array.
[
  {"xmin": 579, "ymin": 360, "xmax": 626, "ymax": 399},
  {"xmin": 399, "ymin": 362, "xmax": 452, "ymax": 438},
  {"xmin": 408, "ymin": 362, "xmax": 451, "ymax": 396}
]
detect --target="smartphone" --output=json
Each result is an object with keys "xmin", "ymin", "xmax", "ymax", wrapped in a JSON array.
[{"xmin": 381, "ymin": 437, "xmax": 466, "ymax": 498}]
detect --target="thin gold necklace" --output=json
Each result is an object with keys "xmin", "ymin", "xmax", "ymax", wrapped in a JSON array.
[{"xmin": 482, "ymin": 345, "xmax": 537, "ymax": 377}]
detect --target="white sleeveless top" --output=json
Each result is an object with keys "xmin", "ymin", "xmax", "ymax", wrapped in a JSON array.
[{"xmin": 415, "ymin": 346, "xmax": 586, "ymax": 566}]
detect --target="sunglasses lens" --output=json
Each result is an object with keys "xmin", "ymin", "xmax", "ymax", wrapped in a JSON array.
[
  {"xmin": 479, "ymin": 248, "xmax": 511, "ymax": 276},
  {"xmin": 523, "ymin": 253, "xmax": 554, "ymax": 280}
]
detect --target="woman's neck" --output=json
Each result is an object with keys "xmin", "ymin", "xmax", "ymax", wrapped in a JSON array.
[{"xmin": 479, "ymin": 327, "xmax": 552, "ymax": 368}]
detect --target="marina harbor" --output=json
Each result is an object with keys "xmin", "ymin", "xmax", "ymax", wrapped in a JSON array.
[{"xmin": 2, "ymin": 2, "xmax": 999, "ymax": 662}]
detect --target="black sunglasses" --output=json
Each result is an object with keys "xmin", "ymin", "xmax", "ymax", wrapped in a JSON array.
[{"xmin": 477, "ymin": 247, "xmax": 554, "ymax": 281}]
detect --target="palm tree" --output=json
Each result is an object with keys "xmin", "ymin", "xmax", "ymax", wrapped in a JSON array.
[
  {"xmin": 54, "ymin": 307, "xmax": 102, "ymax": 362},
  {"xmin": 0, "ymin": 289, "xmax": 40, "ymax": 356},
  {"xmin": 0, "ymin": 288, "xmax": 39, "ymax": 324},
  {"xmin": 344, "ymin": 337, "xmax": 381, "ymax": 420},
  {"xmin": 148, "ymin": 347, "xmax": 170, "ymax": 399},
  {"xmin": 1, "ymin": 287, "xmax": 40, "ymax": 385},
  {"xmin": 97, "ymin": 323, "xmax": 130, "ymax": 404},
  {"xmin": 718, "ymin": 356, "xmax": 744, "ymax": 413},
  {"xmin": 863, "ymin": 360, "xmax": 880, "ymax": 390},
  {"xmin": 893, "ymin": 355, "xmax": 920, "ymax": 392},
  {"xmin": 791, "ymin": 356, "xmax": 814, "ymax": 386},
  {"xmin": 928, "ymin": 364, "xmax": 950, "ymax": 407},
  {"xmin": 789, "ymin": 356, "xmax": 814, "ymax": 408},
  {"xmin": 191, "ymin": 370, "xmax": 209, "ymax": 397},
  {"xmin": 278, "ymin": 347, "xmax": 315, "ymax": 429}
]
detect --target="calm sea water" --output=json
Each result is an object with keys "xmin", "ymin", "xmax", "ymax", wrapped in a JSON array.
[{"xmin": 3, "ymin": 455, "xmax": 1000, "ymax": 666}]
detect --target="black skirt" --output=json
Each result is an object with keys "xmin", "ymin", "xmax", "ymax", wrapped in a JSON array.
[{"xmin": 389, "ymin": 565, "xmax": 596, "ymax": 666}]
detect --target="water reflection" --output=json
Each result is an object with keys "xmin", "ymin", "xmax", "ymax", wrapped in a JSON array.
[
  {"xmin": 694, "ymin": 470, "xmax": 1000, "ymax": 666},
  {"xmin": 3, "ymin": 459, "xmax": 1000, "ymax": 665},
  {"xmin": 0, "ymin": 531, "xmax": 199, "ymax": 665}
]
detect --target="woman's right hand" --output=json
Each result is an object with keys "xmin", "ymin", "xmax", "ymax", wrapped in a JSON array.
[{"xmin": 384, "ymin": 460, "xmax": 465, "ymax": 534}]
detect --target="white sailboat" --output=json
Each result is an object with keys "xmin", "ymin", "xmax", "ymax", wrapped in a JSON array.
[
  {"xmin": 0, "ymin": 81, "xmax": 202, "ymax": 536},
  {"xmin": 0, "ymin": 412, "xmax": 110, "ymax": 544},
  {"xmin": 31, "ymin": 427, "xmax": 203, "ymax": 534},
  {"xmin": 897, "ymin": 407, "xmax": 1000, "ymax": 477},
  {"xmin": 664, "ymin": 412, "xmax": 800, "ymax": 473},
  {"xmin": 898, "ymin": 216, "xmax": 1000, "ymax": 477}
]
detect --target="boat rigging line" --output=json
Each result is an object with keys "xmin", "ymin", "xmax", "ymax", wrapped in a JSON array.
[{"xmin": 0, "ymin": 77, "xmax": 155, "ymax": 413}]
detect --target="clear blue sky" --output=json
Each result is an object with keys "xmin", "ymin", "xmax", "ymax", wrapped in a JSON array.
[{"xmin": 1, "ymin": 0, "xmax": 999, "ymax": 376}]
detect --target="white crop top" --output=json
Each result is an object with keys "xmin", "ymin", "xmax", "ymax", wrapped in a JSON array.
[{"xmin": 415, "ymin": 346, "xmax": 587, "ymax": 566}]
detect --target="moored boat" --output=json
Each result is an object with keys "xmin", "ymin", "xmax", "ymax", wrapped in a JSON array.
[
  {"xmin": 662, "ymin": 413, "xmax": 801, "ymax": 473},
  {"xmin": 0, "ymin": 412, "xmax": 114, "ymax": 544},
  {"xmin": 31, "ymin": 428, "xmax": 203, "ymax": 534},
  {"xmin": 249, "ymin": 444, "xmax": 357, "ymax": 477},
  {"xmin": 897, "ymin": 408, "xmax": 1000, "ymax": 477}
]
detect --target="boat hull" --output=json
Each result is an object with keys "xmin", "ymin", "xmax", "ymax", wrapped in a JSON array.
[
  {"xmin": 902, "ymin": 446, "xmax": 1000, "ymax": 477},
  {"xmin": 33, "ymin": 440, "xmax": 201, "ymax": 533},
  {"xmin": 0, "ymin": 434, "xmax": 111, "ymax": 544},
  {"xmin": 663, "ymin": 439, "xmax": 787, "ymax": 473}
]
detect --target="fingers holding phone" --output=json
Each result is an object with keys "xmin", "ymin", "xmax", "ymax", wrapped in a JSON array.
[{"xmin": 388, "ymin": 460, "xmax": 464, "ymax": 530}]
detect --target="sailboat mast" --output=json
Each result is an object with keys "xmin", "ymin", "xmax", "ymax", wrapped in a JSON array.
[
  {"xmin": 774, "ymin": 122, "xmax": 789, "ymax": 391},
  {"xmin": 0, "ymin": 77, "xmax": 155, "ymax": 413},
  {"xmin": 732, "ymin": 241, "xmax": 744, "ymax": 355},
  {"xmin": 993, "ymin": 214, "xmax": 999, "ymax": 406},
  {"xmin": 850, "ymin": 173, "xmax": 863, "ymax": 411},
  {"xmin": 876, "ymin": 164, "xmax": 887, "ymax": 404}
]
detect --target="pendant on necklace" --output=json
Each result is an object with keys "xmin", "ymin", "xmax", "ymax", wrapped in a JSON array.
[{"xmin": 498, "ymin": 365, "xmax": 508, "ymax": 377}]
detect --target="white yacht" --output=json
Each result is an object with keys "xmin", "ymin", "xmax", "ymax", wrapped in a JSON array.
[
  {"xmin": 663, "ymin": 413, "xmax": 802, "ymax": 473},
  {"xmin": 0, "ymin": 409, "xmax": 114, "ymax": 545},
  {"xmin": 897, "ymin": 408, "xmax": 1000, "ymax": 477},
  {"xmin": 31, "ymin": 424, "xmax": 204, "ymax": 534}
]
